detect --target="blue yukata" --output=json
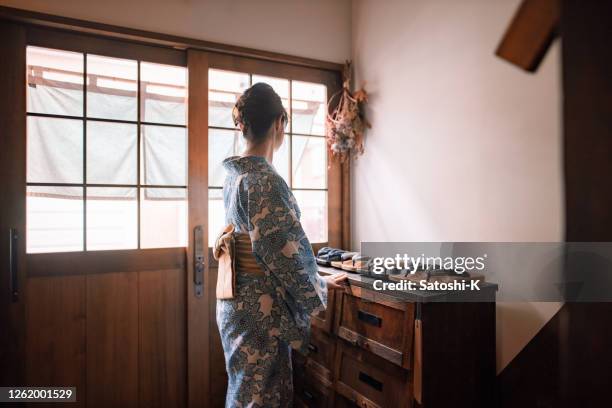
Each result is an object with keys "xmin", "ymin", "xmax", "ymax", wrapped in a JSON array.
[{"xmin": 216, "ymin": 156, "xmax": 328, "ymax": 408}]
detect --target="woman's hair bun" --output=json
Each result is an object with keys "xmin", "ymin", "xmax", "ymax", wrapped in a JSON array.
[{"xmin": 233, "ymin": 83, "xmax": 287, "ymax": 142}]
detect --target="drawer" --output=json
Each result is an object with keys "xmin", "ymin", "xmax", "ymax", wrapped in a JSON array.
[
  {"xmin": 335, "ymin": 393, "xmax": 381, "ymax": 408},
  {"xmin": 294, "ymin": 366, "xmax": 333, "ymax": 408},
  {"xmin": 335, "ymin": 286, "xmax": 414, "ymax": 367},
  {"xmin": 305, "ymin": 326, "xmax": 336, "ymax": 381},
  {"xmin": 312, "ymin": 286, "xmax": 337, "ymax": 333},
  {"xmin": 335, "ymin": 341, "xmax": 413, "ymax": 408}
]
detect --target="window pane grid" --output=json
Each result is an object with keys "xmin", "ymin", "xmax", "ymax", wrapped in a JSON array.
[
  {"xmin": 207, "ymin": 69, "xmax": 329, "ymax": 243},
  {"xmin": 26, "ymin": 112, "xmax": 187, "ymax": 130},
  {"xmin": 82, "ymin": 53, "xmax": 87, "ymax": 249},
  {"xmin": 26, "ymin": 47, "xmax": 187, "ymax": 253},
  {"xmin": 136, "ymin": 59, "xmax": 141, "ymax": 248}
]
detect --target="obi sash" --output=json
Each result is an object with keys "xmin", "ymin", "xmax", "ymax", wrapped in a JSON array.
[{"xmin": 213, "ymin": 224, "xmax": 265, "ymax": 299}]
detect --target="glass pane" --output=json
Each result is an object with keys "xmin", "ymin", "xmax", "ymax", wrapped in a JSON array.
[
  {"xmin": 208, "ymin": 188, "xmax": 225, "ymax": 245},
  {"xmin": 27, "ymin": 116, "xmax": 83, "ymax": 184},
  {"xmin": 292, "ymin": 136, "xmax": 327, "ymax": 189},
  {"xmin": 141, "ymin": 62, "xmax": 187, "ymax": 125},
  {"xmin": 140, "ymin": 188, "xmax": 187, "ymax": 248},
  {"xmin": 27, "ymin": 186, "xmax": 83, "ymax": 253},
  {"xmin": 87, "ymin": 54, "xmax": 137, "ymax": 121},
  {"xmin": 86, "ymin": 187, "xmax": 137, "ymax": 250},
  {"xmin": 272, "ymin": 136, "xmax": 289, "ymax": 184},
  {"xmin": 293, "ymin": 190, "xmax": 327, "ymax": 243},
  {"xmin": 87, "ymin": 121, "xmax": 137, "ymax": 184},
  {"xmin": 27, "ymin": 46, "xmax": 83, "ymax": 117},
  {"xmin": 292, "ymin": 81, "xmax": 327, "ymax": 135},
  {"xmin": 208, "ymin": 69, "xmax": 250, "ymax": 128},
  {"xmin": 252, "ymin": 74, "xmax": 290, "ymax": 112},
  {"xmin": 209, "ymin": 128, "xmax": 245, "ymax": 186},
  {"xmin": 141, "ymin": 125, "xmax": 187, "ymax": 186}
]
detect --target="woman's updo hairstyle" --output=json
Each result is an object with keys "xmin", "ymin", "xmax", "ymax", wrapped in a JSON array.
[{"xmin": 232, "ymin": 83, "xmax": 288, "ymax": 143}]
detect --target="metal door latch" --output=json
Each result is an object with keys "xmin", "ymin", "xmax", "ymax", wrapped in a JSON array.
[{"xmin": 194, "ymin": 225, "xmax": 204, "ymax": 298}]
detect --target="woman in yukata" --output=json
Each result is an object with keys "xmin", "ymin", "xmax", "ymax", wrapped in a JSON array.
[{"xmin": 216, "ymin": 82, "xmax": 348, "ymax": 407}]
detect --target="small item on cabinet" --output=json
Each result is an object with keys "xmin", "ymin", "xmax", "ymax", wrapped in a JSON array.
[
  {"xmin": 316, "ymin": 247, "xmax": 332, "ymax": 265},
  {"xmin": 341, "ymin": 254, "xmax": 373, "ymax": 274},
  {"xmin": 316, "ymin": 247, "xmax": 347, "ymax": 266},
  {"xmin": 317, "ymin": 247, "xmax": 332, "ymax": 257},
  {"xmin": 332, "ymin": 251, "xmax": 358, "ymax": 269}
]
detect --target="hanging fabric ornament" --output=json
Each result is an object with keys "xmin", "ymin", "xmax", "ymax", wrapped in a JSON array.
[{"xmin": 325, "ymin": 61, "xmax": 370, "ymax": 162}]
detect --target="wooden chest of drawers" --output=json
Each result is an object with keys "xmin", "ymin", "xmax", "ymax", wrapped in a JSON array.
[{"xmin": 293, "ymin": 267, "xmax": 497, "ymax": 408}]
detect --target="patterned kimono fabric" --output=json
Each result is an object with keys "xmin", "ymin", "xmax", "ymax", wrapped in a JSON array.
[{"xmin": 217, "ymin": 156, "xmax": 328, "ymax": 408}]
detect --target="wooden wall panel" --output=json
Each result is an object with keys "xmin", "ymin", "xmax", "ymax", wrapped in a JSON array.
[
  {"xmin": 138, "ymin": 269, "xmax": 187, "ymax": 408},
  {"xmin": 86, "ymin": 271, "xmax": 139, "ymax": 408},
  {"xmin": 25, "ymin": 275, "xmax": 86, "ymax": 408},
  {"xmin": 500, "ymin": 3, "xmax": 612, "ymax": 408},
  {"xmin": 561, "ymin": 1, "xmax": 612, "ymax": 406}
]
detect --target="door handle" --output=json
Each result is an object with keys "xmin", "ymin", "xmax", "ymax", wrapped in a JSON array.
[
  {"xmin": 194, "ymin": 225, "xmax": 204, "ymax": 298},
  {"xmin": 9, "ymin": 228, "xmax": 18, "ymax": 302}
]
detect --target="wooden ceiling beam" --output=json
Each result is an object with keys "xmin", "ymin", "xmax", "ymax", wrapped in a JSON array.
[{"xmin": 496, "ymin": 0, "xmax": 560, "ymax": 72}]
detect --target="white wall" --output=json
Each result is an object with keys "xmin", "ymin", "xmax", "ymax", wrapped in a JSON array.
[
  {"xmin": 0, "ymin": 0, "xmax": 352, "ymax": 63},
  {"xmin": 351, "ymin": 0, "xmax": 564, "ymax": 372}
]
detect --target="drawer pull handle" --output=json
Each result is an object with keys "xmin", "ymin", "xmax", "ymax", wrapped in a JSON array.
[
  {"xmin": 307, "ymin": 343, "xmax": 318, "ymax": 353},
  {"xmin": 303, "ymin": 390, "xmax": 314, "ymax": 401},
  {"xmin": 358, "ymin": 371, "xmax": 383, "ymax": 392},
  {"xmin": 357, "ymin": 310, "xmax": 382, "ymax": 327}
]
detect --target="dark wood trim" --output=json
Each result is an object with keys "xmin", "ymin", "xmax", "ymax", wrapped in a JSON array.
[
  {"xmin": 186, "ymin": 49, "xmax": 210, "ymax": 408},
  {"xmin": 26, "ymin": 248, "xmax": 186, "ymax": 277},
  {"xmin": 0, "ymin": 5, "xmax": 343, "ymax": 72},
  {"xmin": 327, "ymin": 144, "xmax": 343, "ymax": 249},
  {"xmin": 207, "ymin": 52, "xmax": 342, "ymax": 87},
  {"xmin": 0, "ymin": 20, "xmax": 27, "ymax": 388},
  {"xmin": 26, "ymin": 24, "xmax": 186, "ymax": 66},
  {"xmin": 341, "ymin": 159, "xmax": 351, "ymax": 249},
  {"xmin": 327, "ymin": 86, "xmax": 346, "ymax": 250},
  {"xmin": 495, "ymin": 0, "xmax": 560, "ymax": 72}
]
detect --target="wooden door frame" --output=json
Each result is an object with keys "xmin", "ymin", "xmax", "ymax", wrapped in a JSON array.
[
  {"xmin": 0, "ymin": 21, "xmax": 27, "ymax": 388},
  {"xmin": 186, "ymin": 49, "xmax": 210, "ymax": 407}
]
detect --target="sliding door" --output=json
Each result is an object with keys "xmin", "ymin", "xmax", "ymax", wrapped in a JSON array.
[{"xmin": 0, "ymin": 23, "xmax": 210, "ymax": 407}]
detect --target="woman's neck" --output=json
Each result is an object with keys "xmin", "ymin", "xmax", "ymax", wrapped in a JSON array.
[{"xmin": 243, "ymin": 138, "xmax": 274, "ymax": 163}]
